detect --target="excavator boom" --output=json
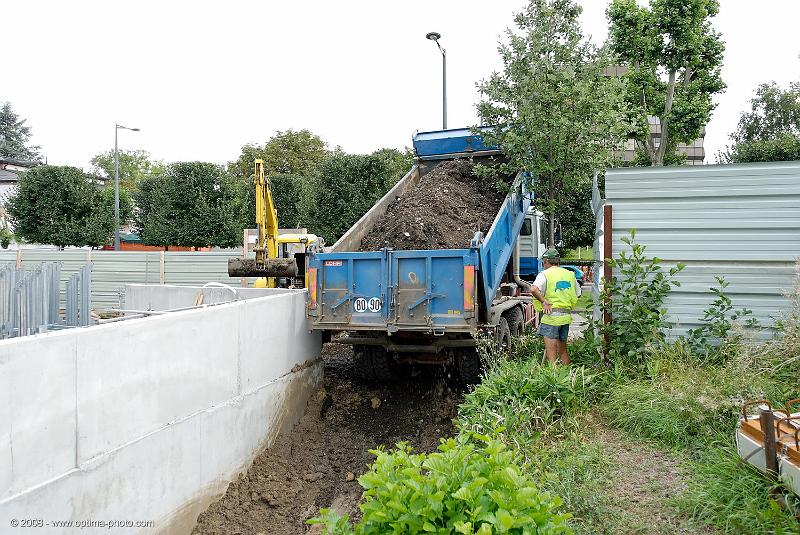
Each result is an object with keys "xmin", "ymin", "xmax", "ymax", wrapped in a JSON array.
[{"xmin": 228, "ymin": 159, "xmax": 299, "ymax": 280}]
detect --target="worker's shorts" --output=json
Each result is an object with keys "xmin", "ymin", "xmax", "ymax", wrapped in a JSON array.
[{"xmin": 538, "ymin": 323, "xmax": 570, "ymax": 341}]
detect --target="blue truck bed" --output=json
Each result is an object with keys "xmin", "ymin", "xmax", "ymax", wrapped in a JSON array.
[{"xmin": 306, "ymin": 129, "xmax": 532, "ymax": 338}]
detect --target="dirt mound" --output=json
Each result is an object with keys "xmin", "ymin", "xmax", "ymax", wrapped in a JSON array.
[
  {"xmin": 359, "ymin": 159, "xmax": 507, "ymax": 251},
  {"xmin": 192, "ymin": 343, "xmax": 460, "ymax": 535}
]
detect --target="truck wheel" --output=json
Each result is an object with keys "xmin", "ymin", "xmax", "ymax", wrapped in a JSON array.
[
  {"xmin": 353, "ymin": 345, "xmax": 376, "ymax": 382},
  {"xmin": 506, "ymin": 307, "xmax": 524, "ymax": 338},
  {"xmin": 496, "ymin": 317, "xmax": 512, "ymax": 351},
  {"xmin": 456, "ymin": 348, "xmax": 482, "ymax": 386},
  {"xmin": 370, "ymin": 347, "xmax": 395, "ymax": 383}
]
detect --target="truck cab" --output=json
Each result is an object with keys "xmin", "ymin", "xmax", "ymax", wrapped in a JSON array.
[{"xmin": 517, "ymin": 209, "xmax": 584, "ymax": 285}]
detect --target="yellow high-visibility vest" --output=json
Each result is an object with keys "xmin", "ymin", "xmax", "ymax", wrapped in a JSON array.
[{"xmin": 534, "ymin": 266, "xmax": 578, "ymax": 326}]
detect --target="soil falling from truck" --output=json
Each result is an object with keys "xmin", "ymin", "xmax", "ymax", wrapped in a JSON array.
[
  {"xmin": 192, "ymin": 344, "xmax": 460, "ymax": 535},
  {"xmin": 359, "ymin": 160, "xmax": 507, "ymax": 251}
]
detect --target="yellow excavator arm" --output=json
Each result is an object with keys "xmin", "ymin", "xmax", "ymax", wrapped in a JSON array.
[
  {"xmin": 254, "ymin": 159, "xmax": 278, "ymax": 268},
  {"xmin": 227, "ymin": 159, "xmax": 298, "ymax": 280}
]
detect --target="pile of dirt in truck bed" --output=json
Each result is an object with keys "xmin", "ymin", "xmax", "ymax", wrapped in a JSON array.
[
  {"xmin": 359, "ymin": 159, "xmax": 507, "ymax": 251},
  {"xmin": 192, "ymin": 343, "xmax": 460, "ymax": 535}
]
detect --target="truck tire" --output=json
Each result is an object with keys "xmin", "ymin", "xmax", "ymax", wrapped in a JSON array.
[
  {"xmin": 496, "ymin": 316, "xmax": 512, "ymax": 351},
  {"xmin": 456, "ymin": 348, "xmax": 482, "ymax": 386},
  {"xmin": 370, "ymin": 347, "xmax": 395, "ymax": 383},
  {"xmin": 505, "ymin": 307, "xmax": 524, "ymax": 338}
]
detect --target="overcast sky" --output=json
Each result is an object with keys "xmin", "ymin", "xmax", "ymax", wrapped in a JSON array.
[{"xmin": 4, "ymin": 1, "xmax": 799, "ymax": 171}]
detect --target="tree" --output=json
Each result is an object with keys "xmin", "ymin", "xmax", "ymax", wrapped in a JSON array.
[
  {"xmin": 7, "ymin": 165, "xmax": 129, "ymax": 247},
  {"xmin": 229, "ymin": 129, "xmax": 329, "ymax": 180},
  {"xmin": 0, "ymin": 102, "xmax": 41, "ymax": 161},
  {"xmin": 607, "ymin": 0, "xmax": 725, "ymax": 166},
  {"xmin": 241, "ymin": 173, "xmax": 316, "ymax": 231},
  {"xmin": 477, "ymin": 0, "xmax": 629, "ymax": 247},
  {"xmin": 719, "ymin": 81, "xmax": 800, "ymax": 163},
  {"xmin": 135, "ymin": 162, "xmax": 248, "ymax": 248},
  {"xmin": 312, "ymin": 154, "xmax": 398, "ymax": 243},
  {"xmin": 90, "ymin": 149, "xmax": 164, "ymax": 191},
  {"xmin": 371, "ymin": 147, "xmax": 414, "ymax": 185}
]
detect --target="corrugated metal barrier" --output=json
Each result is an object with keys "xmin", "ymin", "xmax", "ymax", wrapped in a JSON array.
[
  {"xmin": 0, "ymin": 250, "xmax": 250, "ymax": 309},
  {"xmin": 594, "ymin": 161, "xmax": 800, "ymax": 337}
]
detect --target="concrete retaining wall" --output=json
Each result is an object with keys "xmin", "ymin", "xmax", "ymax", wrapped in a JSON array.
[{"xmin": 0, "ymin": 286, "xmax": 322, "ymax": 534}]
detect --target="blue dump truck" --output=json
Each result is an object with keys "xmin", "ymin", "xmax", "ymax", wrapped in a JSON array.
[{"xmin": 306, "ymin": 128, "xmax": 535, "ymax": 383}]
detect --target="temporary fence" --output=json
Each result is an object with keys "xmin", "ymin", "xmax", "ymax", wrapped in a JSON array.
[
  {"xmin": 0, "ymin": 261, "xmax": 92, "ymax": 338},
  {"xmin": 0, "ymin": 249, "xmax": 250, "ymax": 309}
]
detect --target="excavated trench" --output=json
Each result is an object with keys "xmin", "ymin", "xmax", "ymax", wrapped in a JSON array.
[{"xmin": 192, "ymin": 343, "xmax": 461, "ymax": 535}]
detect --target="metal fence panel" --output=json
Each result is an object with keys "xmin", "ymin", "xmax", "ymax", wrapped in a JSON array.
[
  {"xmin": 601, "ymin": 161, "xmax": 800, "ymax": 337},
  {"xmin": 8, "ymin": 249, "xmax": 250, "ymax": 309},
  {"xmin": 91, "ymin": 251, "xmax": 163, "ymax": 308},
  {"xmin": 163, "ymin": 251, "xmax": 249, "ymax": 287}
]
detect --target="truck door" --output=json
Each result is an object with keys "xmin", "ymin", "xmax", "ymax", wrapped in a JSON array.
[
  {"xmin": 517, "ymin": 215, "xmax": 538, "ymax": 276},
  {"xmin": 316, "ymin": 252, "xmax": 388, "ymax": 327},
  {"xmin": 390, "ymin": 250, "xmax": 478, "ymax": 332}
]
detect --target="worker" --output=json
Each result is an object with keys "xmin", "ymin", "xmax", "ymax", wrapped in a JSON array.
[{"xmin": 530, "ymin": 248, "xmax": 580, "ymax": 364}]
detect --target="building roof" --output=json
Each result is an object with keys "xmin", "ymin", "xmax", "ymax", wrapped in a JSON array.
[{"xmin": 0, "ymin": 157, "xmax": 39, "ymax": 168}]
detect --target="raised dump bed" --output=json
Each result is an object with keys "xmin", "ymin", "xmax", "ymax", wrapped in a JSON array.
[{"xmin": 306, "ymin": 128, "xmax": 534, "ymax": 383}]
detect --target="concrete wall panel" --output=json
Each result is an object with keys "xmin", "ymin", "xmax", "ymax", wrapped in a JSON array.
[
  {"xmin": 75, "ymin": 305, "xmax": 241, "ymax": 463},
  {"xmin": 0, "ymin": 287, "xmax": 322, "ymax": 534},
  {"xmin": 1, "ymin": 334, "xmax": 77, "ymax": 499}
]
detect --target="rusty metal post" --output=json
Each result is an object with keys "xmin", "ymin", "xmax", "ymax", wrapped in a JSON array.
[
  {"xmin": 602, "ymin": 204, "xmax": 613, "ymax": 359},
  {"xmin": 760, "ymin": 408, "xmax": 779, "ymax": 476}
]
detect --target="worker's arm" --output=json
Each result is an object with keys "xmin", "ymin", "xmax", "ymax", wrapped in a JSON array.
[{"xmin": 531, "ymin": 272, "xmax": 552, "ymax": 314}]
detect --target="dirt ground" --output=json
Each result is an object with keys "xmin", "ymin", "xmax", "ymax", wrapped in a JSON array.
[
  {"xmin": 192, "ymin": 343, "xmax": 461, "ymax": 535},
  {"xmin": 359, "ymin": 159, "xmax": 507, "ymax": 251},
  {"xmin": 591, "ymin": 423, "xmax": 713, "ymax": 535}
]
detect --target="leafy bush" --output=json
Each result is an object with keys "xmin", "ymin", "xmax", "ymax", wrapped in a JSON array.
[
  {"xmin": 458, "ymin": 356, "xmax": 598, "ymax": 448},
  {"xmin": 597, "ymin": 230, "xmax": 684, "ymax": 372},
  {"xmin": 674, "ymin": 444, "xmax": 800, "ymax": 534},
  {"xmin": 686, "ymin": 276, "xmax": 758, "ymax": 362},
  {"xmin": 0, "ymin": 225, "xmax": 11, "ymax": 249},
  {"xmin": 309, "ymin": 437, "xmax": 572, "ymax": 534}
]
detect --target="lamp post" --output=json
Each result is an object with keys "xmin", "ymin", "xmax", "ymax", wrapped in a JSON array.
[
  {"xmin": 426, "ymin": 31, "xmax": 447, "ymax": 129},
  {"xmin": 114, "ymin": 123, "xmax": 140, "ymax": 251}
]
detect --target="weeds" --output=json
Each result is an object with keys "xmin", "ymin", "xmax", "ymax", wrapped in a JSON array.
[
  {"xmin": 687, "ymin": 276, "xmax": 759, "ymax": 363},
  {"xmin": 605, "ymin": 354, "xmax": 791, "ymax": 449},
  {"xmin": 674, "ymin": 444, "xmax": 800, "ymax": 534},
  {"xmin": 458, "ymin": 354, "xmax": 599, "ymax": 452}
]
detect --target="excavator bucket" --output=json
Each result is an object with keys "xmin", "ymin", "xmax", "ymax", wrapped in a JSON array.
[{"xmin": 227, "ymin": 257, "xmax": 298, "ymax": 278}]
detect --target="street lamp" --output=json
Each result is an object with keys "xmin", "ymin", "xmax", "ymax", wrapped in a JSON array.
[
  {"xmin": 114, "ymin": 123, "xmax": 140, "ymax": 251},
  {"xmin": 426, "ymin": 31, "xmax": 447, "ymax": 129}
]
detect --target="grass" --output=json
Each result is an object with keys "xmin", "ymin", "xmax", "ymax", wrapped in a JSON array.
[
  {"xmin": 604, "ymin": 359, "xmax": 791, "ymax": 449},
  {"xmin": 674, "ymin": 444, "xmax": 800, "ymax": 533},
  {"xmin": 600, "ymin": 344, "xmax": 800, "ymax": 533},
  {"xmin": 562, "ymin": 246, "xmax": 594, "ymax": 261},
  {"xmin": 458, "ymin": 349, "xmax": 599, "ymax": 453}
]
